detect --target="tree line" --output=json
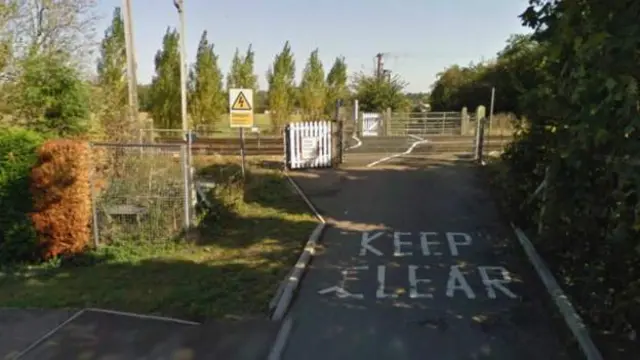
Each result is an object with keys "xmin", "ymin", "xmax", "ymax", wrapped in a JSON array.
[
  {"xmin": 0, "ymin": 1, "xmax": 419, "ymax": 140},
  {"xmin": 428, "ymin": 1, "xmax": 639, "ymax": 355}
]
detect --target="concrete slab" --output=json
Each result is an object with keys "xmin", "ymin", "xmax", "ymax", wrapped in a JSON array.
[
  {"xmin": 17, "ymin": 309, "xmax": 279, "ymax": 360},
  {"xmin": 283, "ymin": 160, "xmax": 572, "ymax": 359},
  {"xmin": 0, "ymin": 308, "xmax": 78, "ymax": 360}
]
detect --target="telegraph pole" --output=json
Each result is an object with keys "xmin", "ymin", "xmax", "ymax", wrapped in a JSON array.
[
  {"xmin": 173, "ymin": 0, "xmax": 192, "ymax": 229},
  {"xmin": 173, "ymin": 0, "xmax": 188, "ymax": 133},
  {"xmin": 375, "ymin": 53, "xmax": 384, "ymax": 79},
  {"xmin": 122, "ymin": 0, "xmax": 139, "ymax": 126}
]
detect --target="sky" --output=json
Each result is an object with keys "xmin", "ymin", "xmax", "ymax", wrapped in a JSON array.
[{"xmin": 94, "ymin": 0, "xmax": 532, "ymax": 93}]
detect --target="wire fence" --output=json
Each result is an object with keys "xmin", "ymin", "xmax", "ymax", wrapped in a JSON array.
[{"xmin": 88, "ymin": 142, "xmax": 195, "ymax": 245}]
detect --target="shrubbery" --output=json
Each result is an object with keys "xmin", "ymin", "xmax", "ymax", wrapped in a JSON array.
[
  {"xmin": 30, "ymin": 140, "xmax": 92, "ymax": 260},
  {"xmin": 0, "ymin": 128, "xmax": 45, "ymax": 263}
]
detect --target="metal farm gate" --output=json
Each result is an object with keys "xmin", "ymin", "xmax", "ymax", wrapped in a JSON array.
[
  {"xmin": 285, "ymin": 121, "xmax": 341, "ymax": 170},
  {"xmin": 342, "ymin": 106, "xmax": 503, "ymax": 166}
]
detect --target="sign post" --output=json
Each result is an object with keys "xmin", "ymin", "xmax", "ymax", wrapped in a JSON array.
[{"xmin": 229, "ymin": 89, "xmax": 254, "ymax": 179}]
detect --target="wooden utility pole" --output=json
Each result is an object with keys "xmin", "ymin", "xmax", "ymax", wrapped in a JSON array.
[
  {"xmin": 122, "ymin": 0, "xmax": 139, "ymax": 125},
  {"xmin": 375, "ymin": 53, "xmax": 384, "ymax": 79}
]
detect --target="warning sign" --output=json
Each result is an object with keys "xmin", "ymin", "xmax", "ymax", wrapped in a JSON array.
[
  {"xmin": 231, "ymin": 91, "xmax": 252, "ymax": 111},
  {"xmin": 228, "ymin": 88, "xmax": 254, "ymax": 128}
]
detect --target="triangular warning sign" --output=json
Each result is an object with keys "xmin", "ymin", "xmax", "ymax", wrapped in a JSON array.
[{"xmin": 231, "ymin": 91, "xmax": 252, "ymax": 111}]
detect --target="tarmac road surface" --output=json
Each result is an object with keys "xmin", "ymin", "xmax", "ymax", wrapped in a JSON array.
[{"xmin": 282, "ymin": 155, "xmax": 571, "ymax": 360}]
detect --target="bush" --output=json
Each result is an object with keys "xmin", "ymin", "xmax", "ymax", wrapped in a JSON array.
[
  {"xmin": 30, "ymin": 140, "xmax": 92, "ymax": 259},
  {"xmin": 0, "ymin": 128, "xmax": 45, "ymax": 263}
]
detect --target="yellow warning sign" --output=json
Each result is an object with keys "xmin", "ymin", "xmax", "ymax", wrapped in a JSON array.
[
  {"xmin": 231, "ymin": 91, "xmax": 252, "ymax": 111},
  {"xmin": 229, "ymin": 88, "xmax": 254, "ymax": 128}
]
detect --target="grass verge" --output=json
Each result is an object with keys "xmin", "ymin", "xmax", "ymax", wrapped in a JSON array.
[{"xmin": 0, "ymin": 156, "xmax": 317, "ymax": 322}]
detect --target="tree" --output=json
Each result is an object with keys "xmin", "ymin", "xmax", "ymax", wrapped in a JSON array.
[
  {"xmin": 188, "ymin": 30, "xmax": 225, "ymax": 128},
  {"xmin": 325, "ymin": 56, "xmax": 348, "ymax": 116},
  {"xmin": 299, "ymin": 49, "xmax": 326, "ymax": 120},
  {"xmin": 95, "ymin": 6, "xmax": 128, "ymax": 140},
  {"xmin": 266, "ymin": 41, "xmax": 296, "ymax": 131},
  {"xmin": 227, "ymin": 45, "xmax": 258, "ymax": 92},
  {"xmin": 5, "ymin": 0, "xmax": 98, "ymax": 69},
  {"xmin": 149, "ymin": 28, "xmax": 181, "ymax": 129},
  {"xmin": 13, "ymin": 53, "xmax": 90, "ymax": 136},
  {"xmin": 352, "ymin": 72, "xmax": 409, "ymax": 112}
]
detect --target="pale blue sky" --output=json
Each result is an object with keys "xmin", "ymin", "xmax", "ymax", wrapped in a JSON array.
[{"xmin": 95, "ymin": 0, "xmax": 531, "ymax": 92}]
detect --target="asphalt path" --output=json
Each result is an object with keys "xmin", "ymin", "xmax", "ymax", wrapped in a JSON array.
[{"xmin": 282, "ymin": 154, "xmax": 571, "ymax": 360}]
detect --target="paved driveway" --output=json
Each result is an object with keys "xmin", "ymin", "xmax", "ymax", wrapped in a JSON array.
[{"xmin": 283, "ymin": 156, "xmax": 571, "ymax": 360}]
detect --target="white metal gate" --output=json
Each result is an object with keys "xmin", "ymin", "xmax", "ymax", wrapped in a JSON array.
[
  {"xmin": 362, "ymin": 113, "xmax": 382, "ymax": 136},
  {"xmin": 286, "ymin": 121, "xmax": 333, "ymax": 170}
]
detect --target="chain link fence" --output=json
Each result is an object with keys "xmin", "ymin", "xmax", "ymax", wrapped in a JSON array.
[{"xmin": 88, "ymin": 142, "xmax": 195, "ymax": 245}]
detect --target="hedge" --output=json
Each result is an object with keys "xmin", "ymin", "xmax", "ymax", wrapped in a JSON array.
[
  {"xmin": 0, "ymin": 128, "xmax": 45, "ymax": 263},
  {"xmin": 30, "ymin": 140, "xmax": 91, "ymax": 260}
]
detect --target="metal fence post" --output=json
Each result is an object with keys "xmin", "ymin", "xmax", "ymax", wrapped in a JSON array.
[
  {"xmin": 538, "ymin": 166, "xmax": 550, "ymax": 236},
  {"xmin": 181, "ymin": 142, "xmax": 191, "ymax": 230},
  {"xmin": 88, "ymin": 143, "xmax": 100, "ymax": 247}
]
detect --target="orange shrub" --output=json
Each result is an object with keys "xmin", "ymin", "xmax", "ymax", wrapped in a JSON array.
[{"xmin": 30, "ymin": 140, "xmax": 91, "ymax": 259}]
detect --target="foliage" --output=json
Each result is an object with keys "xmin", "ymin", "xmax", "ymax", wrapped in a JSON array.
[
  {"xmin": 299, "ymin": 49, "xmax": 326, "ymax": 120},
  {"xmin": 0, "ymin": 128, "xmax": 44, "ymax": 264},
  {"xmin": 149, "ymin": 28, "xmax": 181, "ymax": 129},
  {"xmin": 429, "ymin": 34, "xmax": 545, "ymax": 115},
  {"xmin": 478, "ymin": 0, "xmax": 640, "ymax": 354},
  {"xmin": 12, "ymin": 53, "xmax": 90, "ymax": 136},
  {"xmin": 266, "ymin": 41, "xmax": 296, "ymax": 131},
  {"xmin": 3, "ymin": 0, "xmax": 98, "ymax": 69},
  {"xmin": 188, "ymin": 30, "xmax": 225, "ymax": 128},
  {"xmin": 137, "ymin": 84, "xmax": 152, "ymax": 112},
  {"xmin": 226, "ymin": 45, "xmax": 258, "ymax": 94},
  {"xmin": 30, "ymin": 139, "xmax": 91, "ymax": 260},
  {"xmin": 325, "ymin": 56, "xmax": 348, "ymax": 116},
  {"xmin": 95, "ymin": 6, "xmax": 130, "ymax": 141},
  {"xmin": 351, "ymin": 72, "xmax": 410, "ymax": 112}
]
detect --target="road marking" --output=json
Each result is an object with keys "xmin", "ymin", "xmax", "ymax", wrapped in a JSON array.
[
  {"xmin": 365, "ymin": 135, "xmax": 431, "ymax": 167},
  {"xmin": 420, "ymin": 232, "xmax": 440, "ymax": 256},
  {"xmin": 376, "ymin": 265, "xmax": 399, "ymax": 298},
  {"xmin": 393, "ymin": 232, "xmax": 413, "ymax": 256},
  {"xmin": 446, "ymin": 232, "xmax": 473, "ymax": 256},
  {"xmin": 478, "ymin": 266, "xmax": 518, "ymax": 299},
  {"xmin": 359, "ymin": 231, "xmax": 384, "ymax": 256},
  {"xmin": 317, "ymin": 285, "xmax": 364, "ymax": 299},
  {"xmin": 360, "ymin": 231, "xmax": 475, "ymax": 257},
  {"xmin": 446, "ymin": 265, "xmax": 476, "ymax": 299},
  {"xmin": 346, "ymin": 134, "xmax": 363, "ymax": 150},
  {"xmin": 408, "ymin": 265, "xmax": 434, "ymax": 298}
]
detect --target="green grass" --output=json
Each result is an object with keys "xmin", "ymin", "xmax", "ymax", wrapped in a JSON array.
[{"xmin": 0, "ymin": 156, "xmax": 317, "ymax": 321}]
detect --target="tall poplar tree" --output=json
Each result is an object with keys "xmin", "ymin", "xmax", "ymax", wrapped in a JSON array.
[
  {"xmin": 325, "ymin": 56, "xmax": 348, "ymax": 116},
  {"xmin": 299, "ymin": 49, "xmax": 326, "ymax": 120},
  {"xmin": 96, "ymin": 7, "xmax": 128, "ymax": 139},
  {"xmin": 267, "ymin": 41, "xmax": 296, "ymax": 131},
  {"xmin": 189, "ymin": 30, "xmax": 224, "ymax": 128},
  {"xmin": 149, "ymin": 27, "xmax": 181, "ymax": 129}
]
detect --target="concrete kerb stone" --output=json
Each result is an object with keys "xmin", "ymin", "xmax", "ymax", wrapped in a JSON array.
[
  {"xmin": 478, "ymin": 161, "xmax": 603, "ymax": 360},
  {"xmin": 269, "ymin": 172, "xmax": 327, "ymax": 322},
  {"xmin": 511, "ymin": 226, "xmax": 603, "ymax": 360}
]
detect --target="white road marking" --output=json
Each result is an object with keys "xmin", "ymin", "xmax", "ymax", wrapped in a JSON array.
[
  {"xmin": 365, "ymin": 135, "xmax": 431, "ymax": 167},
  {"xmin": 393, "ymin": 232, "xmax": 413, "ymax": 256},
  {"xmin": 446, "ymin": 232, "xmax": 473, "ymax": 256},
  {"xmin": 359, "ymin": 231, "xmax": 384, "ymax": 256},
  {"xmin": 446, "ymin": 265, "xmax": 476, "ymax": 299},
  {"xmin": 408, "ymin": 265, "xmax": 433, "ymax": 298},
  {"xmin": 346, "ymin": 134, "xmax": 363, "ymax": 150},
  {"xmin": 376, "ymin": 265, "xmax": 398, "ymax": 298},
  {"xmin": 478, "ymin": 266, "xmax": 518, "ymax": 299},
  {"xmin": 317, "ymin": 285, "xmax": 364, "ymax": 299},
  {"xmin": 419, "ymin": 232, "xmax": 440, "ymax": 256}
]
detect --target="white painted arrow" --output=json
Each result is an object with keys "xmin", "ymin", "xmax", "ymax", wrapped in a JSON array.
[{"xmin": 317, "ymin": 286, "xmax": 364, "ymax": 299}]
